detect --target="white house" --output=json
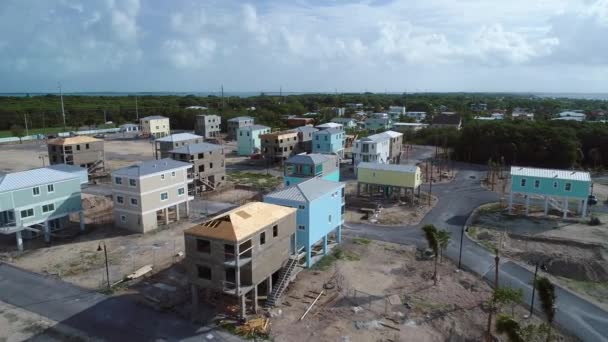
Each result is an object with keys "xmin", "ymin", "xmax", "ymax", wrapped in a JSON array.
[
  {"xmin": 352, "ymin": 133, "xmax": 390, "ymax": 167},
  {"xmin": 553, "ymin": 111, "xmax": 586, "ymax": 122},
  {"xmin": 406, "ymin": 112, "xmax": 427, "ymax": 122}
]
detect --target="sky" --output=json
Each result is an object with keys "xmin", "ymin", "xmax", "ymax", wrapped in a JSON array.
[{"xmin": 1, "ymin": 0, "xmax": 608, "ymax": 93}]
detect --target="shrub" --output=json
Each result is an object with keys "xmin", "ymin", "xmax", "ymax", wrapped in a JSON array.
[{"xmin": 588, "ymin": 216, "xmax": 601, "ymax": 226}]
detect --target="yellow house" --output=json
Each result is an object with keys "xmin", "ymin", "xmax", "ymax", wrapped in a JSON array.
[
  {"xmin": 356, "ymin": 162, "xmax": 422, "ymax": 201},
  {"xmin": 140, "ymin": 115, "xmax": 170, "ymax": 138}
]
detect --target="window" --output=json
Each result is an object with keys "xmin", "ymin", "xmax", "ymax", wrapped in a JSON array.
[
  {"xmin": 116, "ymin": 196, "xmax": 124, "ymax": 204},
  {"xmin": 129, "ymin": 179, "xmax": 137, "ymax": 187},
  {"xmin": 210, "ymin": 162, "xmax": 213, "ymax": 169},
  {"xmin": 260, "ymin": 232, "xmax": 266, "ymax": 245},
  {"xmin": 76, "ymin": 145, "xmax": 81, "ymax": 151},
  {"xmin": 32, "ymin": 187, "xmax": 40, "ymax": 196},
  {"xmin": 120, "ymin": 215, "xmax": 127, "ymax": 223},
  {"xmin": 565, "ymin": 182, "xmax": 572, "ymax": 191},
  {"xmin": 160, "ymin": 192, "xmax": 168, "ymax": 201},
  {"xmin": 172, "ymin": 171, "xmax": 176, "ymax": 177},
  {"xmin": 130, "ymin": 198, "xmax": 138, "ymax": 206},
  {"xmin": 42, "ymin": 203, "xmax": 55, "ymax": 213},
  {"xmin": 553, "ymin": 181, "xmax": 558, "ymax": 189},
  {"xmin": 298, "ymin": 225, "xmax": 306, "ymax": 231},
  {"xmin": 47, "ymin": 184, "xmax": 55, "ymax": 193},
  {"xmin": 298, "ymin": 205, "xmax": 305, "ymax": 209},
  {"xmin": 20, "ymin": 208, "xmax": 34, "ymax": 218},
  {"xmin": 328, "ymin": 214, "xmax": 332, "ymax": 223},
  {"xmin": 197, "ymin": 239, "xmax": 211, "ymax": 253},
  {"xmin": 86, "ymin": 143, "xmax": 90, "ymax": 149},
  {"xmin": 273, "ymin": 225, "xmax": 278, "ymax": 237},
  {"xmin": 534, "ymin": 180, "xmax": 540, "ymax": 188},
  {"xmin": 178, "ymin": 188, "xmax": 185, "ymax": 196},
  {"xmin": 520, "ymin": 178, "xmax": 527, "ymax": 187},
  {"xmin": 115, "ymin": 177, "xmax": 122, "ymax": 185},
  {"xmin": 161, "ymin": 174, "xmax": 165, "ymax": 180}
]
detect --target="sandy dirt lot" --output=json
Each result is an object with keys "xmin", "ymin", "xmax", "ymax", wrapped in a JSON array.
[
  {"xmin": 470, "ymin": 207, "xmax": 608, "ymax": 310},
  {"xmin": 270, "ymin": 239, "xmax": 573, "ymax": 342}
]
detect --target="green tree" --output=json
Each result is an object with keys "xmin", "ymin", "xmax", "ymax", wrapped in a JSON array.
[
  {"xmin": 10, "ymin": 125, "xmax": 25, "ymax": 143},
  {"xmin": 535, "ymin": 277, "xmax": 556, "ymax": 342},
  {"xmin": 494, "ymin": 286, "xmax": 524, "ymax": 318},
  {"xmin": 421, "ymin": 224, "xmax": 439, "ymax": 285},
  {"xmin": 496, "ymin": 314, "xmax": 524, "ymax": 342},
  {"xmin": 436, "ymin": 229, "xmax": 451, "ymax": 263}
]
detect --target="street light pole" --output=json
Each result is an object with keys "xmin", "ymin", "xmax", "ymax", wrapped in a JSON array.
[
  {"xmin": 98, "ymin": 242, "xmax": 110, "ymax": 289},
  {"xmin": 458, "ymin": 224, "xmax": 465, "ymax": 269},
  {"xmin": 529, "ymin": 262, "xmax": 539, "ymax": 317}
]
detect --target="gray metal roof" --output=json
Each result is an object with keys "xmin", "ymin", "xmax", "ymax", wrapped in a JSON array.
[
  {"xmin": 112, "ymin": 158, "xmax": 192, "ymax": 178},
  {"xmin": 314, "ymin": 127, "xmax": 342, "ymax": 135},
  {"xmin": 265, "ymin": 177, "xmax": 343, "ymax": 203},
  {"xmin": 359, "ymin": 133, "xmax": 390, "ymax": 143},
  {"xmin": 140, "ymin": 115, "xmax": 168, "ymax": 120},
  {"xmin": 228, "ymin": 116, "xmax": 254, "ymax": 122},
  {"xmin": 286, "ymin": 153, "xmax": 334, "ymax": 165},
  {"xmin": 0, "ymin": 167, "xmax": 80, "ymax": 192},
  {"xmin": 241, "ymin": 124, "xmax": 270, "ymax": 131},
  {"xmin": 510, "ymin": 166, "xmax": 590, "ymax": 182},
  {"xmin": 291, "ymin": 126, "xmax": 318, "ymax": 134},
  {"xmin": 170, "ymin": 142, "xmax": 223, "ymax": 155},
  {"xmin": 156, "ymin": 133, "xmax": 202, "ymax": 142},
  {"xmin": 357, "ymin": 162, "xmax": 418, "ymax": 173},
  {"xmin": 120, "ymin": 123, "xmax": 139, "ymax": 127}
]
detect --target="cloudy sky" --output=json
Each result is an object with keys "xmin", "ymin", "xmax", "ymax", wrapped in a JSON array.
[{"xmin": 1, "ymin": 0, "xmax": 607, "ymax": 93}]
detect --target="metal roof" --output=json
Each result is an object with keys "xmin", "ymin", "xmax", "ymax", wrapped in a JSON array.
[
  {"xmin": 265, "ymin": 177, "xmax": 343, "ymax": 203},
  {"xmin": 240, "ymin": 124, "xmax": 270, "ymax": 131},
  {"xmin": 291, "ymin": 126, "xmax": 318, "ymax": 134},
  {"xmin": 510, "ymin": 166, "xmax": 590, "ymax": 182},
  {"xmin": 170, "ymin": 142, "xmax": 223, "ymax": 155},
  {"xmin": 228, "ymin": 116, "xmax": 254, "ymax": 122},
  {"xmin": 0, "ymin": 167, "xmax": 80, "ymax": 192},
  {"xmin": 112, "ymin": 158, "xmax": 192, "ymax": 178},
  {"xmin": 140, "ymin": 115, "xmax": 168, "ymax": 120},
  {"xmin": 358, "ymin": 132, "xmax": 391, "ymax": 143},
  {"xmin": 316, "ymin": 122, "xmax": 343, "ymax": 129},
  {"xmin": 378, "ymin": 130, "xmax": 403, "ymax": 138},
  {"xmin": 357, "ymin": 162, "xmax": 418, "ymax": 173},
  {"xmin": 331, "ymin": 118, "xmax": 356, "ymax": 123},
  {"xmin": 155, "ymin": 133, "xmax": 202, "ymax": 142},
  {"xmin": 286, "ymin": 153, "xmax": 334, "ymax": 165},
  {"xmin": 314, "ymin": 127, "xmax": 342, "ymax": 135}
]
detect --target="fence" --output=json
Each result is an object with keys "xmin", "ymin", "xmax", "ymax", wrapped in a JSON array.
[{"xmin": 0, "ymin": 128, "xmax": 121, "ymax": 144}]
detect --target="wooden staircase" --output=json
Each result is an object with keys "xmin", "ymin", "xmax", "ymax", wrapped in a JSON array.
[{"xmin": 264, "ymin": 257, "xmax": 298, "ymax": 308}]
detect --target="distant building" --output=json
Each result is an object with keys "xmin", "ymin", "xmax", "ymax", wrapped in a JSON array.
[
  {"xmin": 112, "ymin": 159, "xmax": 193, "ymax": 233},
  {"xmin": 356, "ymin": 162, "xmax": 421, "ymax": 202},
  {"xmin": 365, "ymin": 116, "xmax": 393, "ymax": 131},
  {"xmin": 154, "ymin": 133, "xmax": 204, "ymax": 159},
  {"xmin": 474, "ymin": 113, "xmax": 504, "ymax": 121},
  {"xmin": 286, "ymin": 117, "xmax": 315, "ymax": 128},
  {"xmin": 388, "ymin": 106, "xmax": 406, "ymax": 120},
  {"xmin": 47, "ymin": 136, "xmax": 105, "ymax": 175},
  {"xmin": 119, "ymin": 123, "xmax": 140, "ymax": 133},
  {"xmin": 283, "ymin": 153, "xmax": 339, "ymax": 186},
  {"xmin": 470, "ymin": 103, "xmax": 488, "ymax": 112},
  {"xmin": 312, "ymin": 128, "xmax": 345, "ymax": 158},
  {"xmin": 315, "ymin": 122, "xmax": 343, "ymax": 130},
  {"xmin": 512, "ymin": 108, "xmax": 535, "ymax": 121},
  {"xmin": 291, "ymin": 126, "xmax": 318, "ymax": 154},
  {"xmin": 260, "ymin": 130, "xmax": 299, "ymax": 162},
  {"xmin": 184, "ymin": 202, "xmax": 297, "ymax": 318},
  {"xmin": 406, "ymin": 111, "xmax": 427, "ymax": 122},
  {"xmin": 140, "ymin": 115, "xmax": 170, "ymax": 138},
  {"xmin": 553, "ymin": 111, "xmax": 586, "ymax": 122},
  {"xmin": 392, "ymin": 122, "xmax": 428, "ymax": 132},
  {"xmin": 331, "ymin": 118, "xmax": 357, "ymax": 129},
  {"xmin": 509, "ymin": 166, "xmax": 591, "ymax": 218},
  {"xmin": 170, "ymin": 142, "xmax": 226, "ymax": 192},
  {"xmin": 195, "ymin": 115, "xmax": 221, "ymax": 139},
  {"xmin": 334, "ymin": 107, "xmax": 346, "ymax": 116},
  {"xmin": 227, "ymin": 117, "xmax": 254, "ymax": 140},
  {"xmin": 186, "ymin": 106, "xmax": 208, "ymax": 110},
  {"xmin": 264, "ymin": 178, "xmax": 344, "ymax": 268},
  {"xmin": 237, "ymin": 125, "xmax": 271, "ymax": 156},
  {"xmin": 345, "ymin": 103, "xmax": 364, "ymax": 109},
  {"xmin": 431, "ymin": 114, "xmax": 462, "ymax": 130}
]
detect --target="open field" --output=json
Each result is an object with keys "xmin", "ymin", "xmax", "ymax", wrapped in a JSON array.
[
  {"xmin": 270, "ymin": 239, "xmax": 574, "ymax": 342},
  {"xmin": 469, "ymin": 205, "xmax": 608, "ymax": 310}
]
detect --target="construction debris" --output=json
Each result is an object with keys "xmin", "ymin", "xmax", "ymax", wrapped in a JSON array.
[
  {"xmin": 299, "ymin": 290, "xmax": 324, "ymax": 320},
  {"xmin": 235, "ymin": 317, "xmax": 270, "ymax": 338},
  {"xmin": 126, "ymin": 264, "xmax": 153, "ymax": 280}
]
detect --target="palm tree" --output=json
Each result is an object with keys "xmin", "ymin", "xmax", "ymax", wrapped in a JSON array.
[
  {"xmin": 535, "ymin": 277, "xmax": 556, "ymax": 342},
  {"xmin": 422, "ymin": 224, "xmax": 439, "ymax": 285},
  {"xmin": 436, "ymin": 229, "xmax": 451, "ymax": 263}
]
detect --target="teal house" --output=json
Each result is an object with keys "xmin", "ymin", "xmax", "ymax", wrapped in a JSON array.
[
  {"xmin": 0, "ymin": 166, "xmax": 86, "ymax": 250},
  {"xmin": 264, "ymin": 178, "xmax": 344, "ymax": 267},
  {"xmin": 312, "ymin": 128, "xmax": 345, "ymax": 158},
  {"xmin": 283, "ymin": 153, "xmax": 339, "ymax": 186},
  {"xmin": 237, "ymin": 125, "xmax": 271, "ymax": 156},
  {"xmin": 509, "ymin": 166, "xmax": 591, "ymax": 218}
]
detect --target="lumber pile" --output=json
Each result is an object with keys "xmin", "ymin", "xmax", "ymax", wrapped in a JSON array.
[{"xmin": 235, "ymin": 317, "xmax": 270, "ymax": 337}]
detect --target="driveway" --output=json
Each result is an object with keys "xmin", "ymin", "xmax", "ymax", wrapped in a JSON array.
[{"xmin": 343, "ymin": 162, "xmax": 608, "ymax": 342}]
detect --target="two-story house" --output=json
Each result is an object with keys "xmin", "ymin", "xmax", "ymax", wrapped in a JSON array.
[
  {"xmin": 170, "ymin": 142, "xmax": 226, "ymax": 192},
  {"xmin": 264, "ymin": 178, "xmax": 344, "ymax": 268},
  {"xmin": 195, "ymin": 115, "xmax": 222, "ymax": 139},
  {"xmin": 382, "ymin": 130, "xmax": 403, "ymax": 164},
  {"xmin": 509, "ymin": 167, "xmax": 591, "ymax": 218},
  {"xmin": 283, "ymin": 153, "xmax": 339, "ymax": 186},
  {"xmin": 184, "ymin": 202, "xmax": 297, "ymax": 318},
  {"xmin": 388, "ymin": 106, "xmax": 406, "ymax": 120},
  {"xmin": 291, "ymin": 126, "xmax": 318, "ymax": 154},
  {"xmin": 260, "ymin": 130, "xmax": 299, "ymax": 162},
  {"xmin": 112, "ymin": 159, "xmax": 193, "ymax": 233},
  {"xmin": 227, "ymin": 116, "xmax": 254, "ymax": 140},
  {"xmin": 352, "ymin": 133, "xmax": 391, "ymax": 167},
  {"xmin": 154, "ymin": 133, "xmax": 204, "ymax": 159},
  {"xmin": 140, "ymin": 115, "xmax": 170, "ymax": 138},
  {"xmin": 331, "ymin": 118, "xmax": 357, "ymax": 129},
  {"xmin": 237, "ymin": 125, "xmax": 271, "ymax": 156},
  {"xmin": 47, "ymin": 136, "xmax": 105, "ymax": 174},
  {"xmin": 311, "ymin": 128, "xmax": 345, "ymax": 158},
  {"xmin": 365, "ymin": 113, "xmax": 393, "ymax": 131},
  {"xmin": 356, "ymin": 162, "xmax": 421, "ymax": 202},
  {"xmin": 0, "ymin": 167, "xmax": 86, "ymax": 250}
]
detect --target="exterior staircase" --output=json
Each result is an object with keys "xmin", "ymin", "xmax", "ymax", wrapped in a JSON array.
[
  {"xmin": 264, "ymin": 256, "xmax": 298, "ymax": 309},
  {"xmin": 88, "ymin": 159, "xmax": 105, "ymax": 175},
  {"xmin": 200, "ymin": 178, "xmax": 216, "ymax": 192}
]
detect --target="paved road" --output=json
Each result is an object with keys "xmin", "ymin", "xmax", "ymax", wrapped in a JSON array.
[
  {"xmin": 0, "ymin": 263, "xmax": 242, "ymax": 341},
  {"xmin": 343, "ymin": 163, "xmax": 608, "ymax": 342}
]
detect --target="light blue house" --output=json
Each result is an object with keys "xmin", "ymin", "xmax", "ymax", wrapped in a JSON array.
[
  {"xmin": 312, "ymin": 128, "xmax": 345, "ymax": 158},
  {"xmin": 365, "ymin": 116, "xmax": 393, "ymax": 131},
  {"xmin": 331, "ymin": 118, "xmax": 357, "ymax": 129},
  {"xmin": 237, "ymin": 124, "xmax": 271, "ymax": 156},
  {"xmin": 0, "ymin": 167, "xmax": 87, "ymax": 251},
  {"xmin": 264, "ymin": 178, "xmax": 344, "ymax": 267},
  {"xmin": 283, "ymin": 153, "xmax": 340, "ymax": 186},
  {"xmin": 509, "ymin": 166, "xmax": 591, "ymax": 218}
]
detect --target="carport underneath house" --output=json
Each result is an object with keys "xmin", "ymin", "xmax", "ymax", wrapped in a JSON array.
[
  {"xmin": 509, "ymin": 166, "xmax": 592, "ymax": 218},
  {"xmin": 355, "ymin": 162, "xmax": 422, "ymax": 203}
]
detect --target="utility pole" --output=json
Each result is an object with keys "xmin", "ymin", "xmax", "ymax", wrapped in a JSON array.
[
  {"xmin": 103, "ymin": 109, "xmax": 107, "ymax": 124},
  {"xmin": 458, "ymin": 224, "xmax": 464, "ymax": 270},
  {"xmin": 486, "ymin": 250, "xmax": 501, "ymax": 342},
  {"xmin": 97, "ymin": 242, "xmax": 110, "ymax": 290},
  {"xmin": 221, "ymin": 85, "xmax": 225, "ymax": 113},
  {"xmin": 24, "ymin": 113, "xmax": 29, "ymax": 136},
  {"xmin": 58, "ymin": 82, "xmax": 66, "ymax": 130},
  {"xmin": 529, "ymin": 262, "xmax": 539, "ymax": 317},
  {"xmin": 428, "ymin": 161, "xmax": 433, "ymax": 206},
  {"xmin": 135, "ymin": 96, "xmax": 139, "ymax": 121}
]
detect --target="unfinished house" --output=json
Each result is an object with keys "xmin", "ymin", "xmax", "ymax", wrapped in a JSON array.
[
  {"xmin": 169, "ymin": 142, "xmax": 226, "ymax": 193},
  {"xmin": 283, "ymin": 153, "xmax": 339, "ymax": 186},
  {"xmin": 356, "ymin": 162, "xmax": 422, "ymax": 202},
  {"xmin": 111, "ymin": 159, "xmax": 193, "ymax": 233},
  {"xmin": 260, "ymin": 130, "xmax": 299, "ymax": 162},
  {"xmin": 382, "ymin": 130, "xmax": 403, "ymax": 164},
  {"xmin": 195, "ymin": 115, "xmax": 222, "ymax": 139},
  {"xmin": 154, "ymin": 133, "xmax": 204, "ymax": 159},
  {"xmin": 0, "ymin": 167, "xmax": 86, "ymax": 251},
  {"xmin": 47, "ymin": 136, "xmax": 105, "ymax": 175},
  {"xmin": 140, "ymin": 115, "xmax": 170, "ymax": 138},
  {"xmin": 291, "ymin": 126, "xmax": 318, "ymax": 154},
  {"xmin": 184, "ymin": 202, "xmax": 297, "ymax": 318},
  {"xmin": 227, "ymin": 116, "xmax": 254, "ymax": 140}
]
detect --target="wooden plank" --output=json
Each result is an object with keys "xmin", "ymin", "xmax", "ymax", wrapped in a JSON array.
[{"xmin": 299, "ymin": 290, "xmax": 324, "ymax": 320}]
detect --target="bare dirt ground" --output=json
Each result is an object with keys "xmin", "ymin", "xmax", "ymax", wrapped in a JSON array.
[
  {"xmin": 418, "ymin": 160, "xmax": 457, "ymax": 184},
  {"xmin": 204, "ymin": 187, "xmax": 260, "ymax": 204},
  {"xmin": 270, "ymin": 239, "xmax": 574, "ymax": 342},
  {"xmin": 469, "ymin": 206, "xmax": 608, "ymax": 310}
]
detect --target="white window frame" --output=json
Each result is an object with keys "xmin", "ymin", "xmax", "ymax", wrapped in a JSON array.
[
  {"xmin": 534, "ymin": 180, "xmax": 540, "ymax": 188},
  {"xmin": 32, "ymin": 187, "xmax": 40, "ymax": 196},
  {"xmin": 160, "ymin": 192, "xmax": 169, "ymax": 201},
  {"xmin": 42, "ymin": 203, "xmax": 55, "ymax": 213},
  {"xmin": 116, "ymin": 196, "xmax": 124, "ymax": 204},
  {"xmin": 20, "ymin": 208, "xmax": 34, "ymax": 218},
  {"xmin": 161, "ymin": 174, "xmax": 165, "ymax": 181},
  {"xmin": 178, "ymin": 188, "xmax": 185, "ymax": 196},
  {"xmin": 47, "ymin": 184, "xmax": 55, "ymax": 193},
  {"xmin": 565, "ymin": 182, "xmax": 572, "ymax": 192},
  {"xmin": 171, "ymin": 171, "xmax": 176, "ymax": 177},
  {"xmin": 520, "ymin": 178, "xmax": 527, "ymax": 187}
]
